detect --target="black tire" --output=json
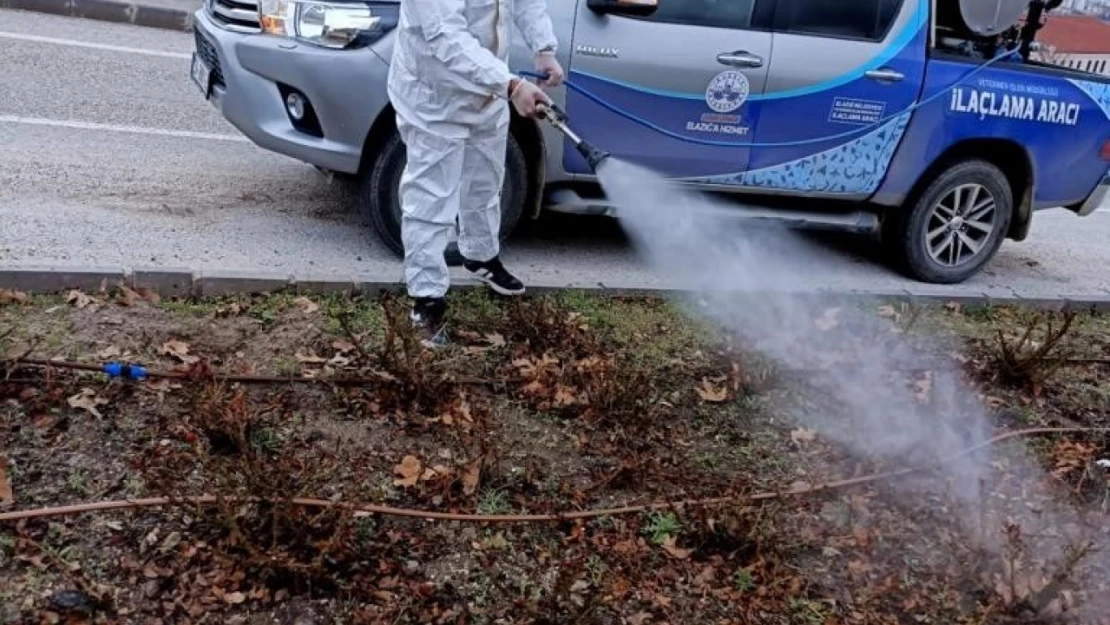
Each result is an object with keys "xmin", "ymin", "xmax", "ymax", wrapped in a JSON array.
[
  {"xmin": 359, "ymin": 128, "xmax": 529, "ymax": 267},
  {"xmin": 883, "ymin": 159, "xmax": 1013, "ymax": 284}
]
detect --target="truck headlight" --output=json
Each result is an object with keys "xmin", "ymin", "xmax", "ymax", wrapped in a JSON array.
[{"xmin": 259, "ymin": 0, "xmax": 398, "ymax": 49}]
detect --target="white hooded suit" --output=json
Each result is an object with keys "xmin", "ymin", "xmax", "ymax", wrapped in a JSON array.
[{"xmin": 387, "ymin": 0, "xmax": 558, "ymax": 298}]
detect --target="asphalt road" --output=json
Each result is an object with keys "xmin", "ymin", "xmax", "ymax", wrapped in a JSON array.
[{"xmin": 1, "ymin": 9, "xmax": 1108, "ymax": 297}]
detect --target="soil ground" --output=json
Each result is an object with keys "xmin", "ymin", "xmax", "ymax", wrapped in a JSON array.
[{"xmin": 0, "ymin": 286, "xmax": 1108, "ymax": 625}]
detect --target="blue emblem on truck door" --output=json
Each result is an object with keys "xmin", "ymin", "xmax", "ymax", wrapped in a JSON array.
[{"xmin": 706, "ymin": 71, "xmax": 750, "ymax": 113}]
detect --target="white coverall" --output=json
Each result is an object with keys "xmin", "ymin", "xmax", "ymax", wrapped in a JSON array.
[{"xmin": 387, "ymin": 0, "xmax": 558, "ymax": 299}]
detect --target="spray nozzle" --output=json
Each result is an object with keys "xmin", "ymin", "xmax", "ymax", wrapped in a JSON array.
[{"xmin": 535, "ymin": 102, "xmax": 611, "ymax": 172}]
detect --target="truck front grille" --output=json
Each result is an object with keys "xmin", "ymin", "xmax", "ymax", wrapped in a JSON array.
[
  {"xmin": 194, "ymin": 30, "xmax": 226, "ymax": 89},
  {"xmin": 207, "ymin": 0, "xmax": 261, "ymax": 33}
]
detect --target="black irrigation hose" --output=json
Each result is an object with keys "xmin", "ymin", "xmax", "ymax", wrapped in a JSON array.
[
  {"xmin": 2, "ymin": 427, "xmax": 1106, "ymax": 524},
  {"xmin": 4, "ymin": 354, "xmax": 1108, "ymax": 390},
  {"xmin": 3, "ymin": 357, "xmax": 494, "ymax": 387}
]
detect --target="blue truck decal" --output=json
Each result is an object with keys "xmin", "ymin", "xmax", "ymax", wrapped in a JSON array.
[
  {"xmin": 701, "ymin": 113, "xmax": 914, "ymax": 195},
  {"xmin": 561, "ymin": 12, "xmax": 933, "ymax": 188},
  {"xmin": 1072, "ymin": 79, "xmax": 1110, "ymax": 117}
]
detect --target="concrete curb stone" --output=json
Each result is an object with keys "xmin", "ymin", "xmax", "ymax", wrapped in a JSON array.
[
  {"xmin": 1, "ymin": 0, "xmax": 195, "ymax": 32},
  {"xmin": 194, "ymin": 269, "xmax": 294, "ymax": 297},
  {"xmin": 0, "ymin": 266, "xmax": 128, "ymax": 293},
  {"xmin": 131, "ymin": 267, "xmax": 194, "ymax": 299},
  {"xmin": 354, "ymin": 276, "xmax": 405, "ymax": 297},
  {"xmin": 1009, "ymin": 294, "xmax": 1069, "ymax": 312},
  {"xmin": 2, "ymin": 265, "xmax": 1110, "ymax": 313},
  {"xmin": 296, "ymin": 275, "xmax": 358, "ymax": 296},
  {"xmin": 1060, "ymin": 293, "xmax": 1110, "ymax": 314}
]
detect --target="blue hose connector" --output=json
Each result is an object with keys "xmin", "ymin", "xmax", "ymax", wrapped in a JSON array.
[{"xmin": 102, "ymin": 362, "xmax": 148, "ymax": 381}]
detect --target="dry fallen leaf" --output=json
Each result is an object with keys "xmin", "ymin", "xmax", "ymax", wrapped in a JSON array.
[
  {"xmin": 96, "ymin": 346, "xmax": 122, "ymax": 360},
  {"xmin": 224, "ymin": 591, "xmax": 247, "ymax": 605},
  {"xmin": 295, "ymin": 351, "xmax": 327, "ymax": 364},
  {"xmin": 660, "ymin": 535, "xmax": 691, "ymax": 560},
  {"xmin": 554, "ymin": 385, "xmax": 580, "ymax": 406},
  {"xmin": 294, "ymin": 296, "xmax": 320, "ymax": 314},
  {"xmin": 791, "ymin": 428, "xmax": 818, "ymax": 446},
  {"xmin": 847, "ymin": 560, "xmax": 873, "ymax": 576},
  {"xmin": 0, "ymin": 455, "xmax": 12, "ymax": 503},
  {"xmin": 327, "ymin": 354, "xmax": 352, "ymax": 367},
  {"xmin": 696, "ymin": 379, "xmax": 728, "ymax": 403},
  {"xmin": 66, "ymin": 290, "xmax": 95, "ymax": 309},
  {"xmin": 420, "ymin": 464, "xmax": 453, "ymax": 482},
  {"xmin": 136, "ymin": 288, "xmax": 161, "ymax": 304},
  {"xmin": 159, "ymin": 340, "xmax": 200, "ymax": 365},
  {"xmin": 913, "ymin": 371, "xmax": 933, "ymax": 403},
  {"xmin": 393, "ymin": 455, "xmax": 422, "ymax": 487},
  {"xmin": 68, "ymin": 388, "xmax": 109, "ymax": 418},
  {"xmin": 814, "ymin": 307, "xmax": 841, "ymax": 331},
  {"xmin": 0, "ymin": 289, "xmax": 28, "ymax": 305},
  {"xmin": 117, "ymin": 285, "xmax": 144, "ymax": 307},
  {"xmin": 332, "ymin": 339, "xmax": 356, "ymax": 354},
  {"xmin": 484, "ymin": 333, "xmax": 506, "ymax": 348},
  {"xmin": 144, "ymin": 379, "xmax": 183, "ymax": 398},
  {"xmin": 462, "ymin": 461, "xmax": 481, "ymax": 495},
  {"xmin": 217, "ymin": 301, "xmax": 243, "ymax": 317}
]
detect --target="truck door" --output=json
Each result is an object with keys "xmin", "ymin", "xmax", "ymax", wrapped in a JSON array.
[
  {"xmin": 736, "ymin": 0, "xmax": 928, "ymax": 197},
  {"xmin": 563, "ymin": 0, "xmax": 775, "ymax": 179}
]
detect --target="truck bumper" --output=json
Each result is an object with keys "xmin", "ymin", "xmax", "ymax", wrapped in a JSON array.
[
  {"xmin": 1074, "ymin": 172, "xmax": 1110, "ymax": 217},
  {"xmin": 191, "ymin": 10, "xmax": 392, "ymax": 175}
]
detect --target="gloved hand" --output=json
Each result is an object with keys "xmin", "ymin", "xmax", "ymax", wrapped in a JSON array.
[
  {"xmin": 534, "ymin": 51, "xmax": 564, "ymax": 87},
  {"xmin": 509, "ymin": 79, "xmax": 552, "ymax": 118}
]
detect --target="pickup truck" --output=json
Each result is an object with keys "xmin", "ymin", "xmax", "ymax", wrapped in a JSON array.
[{"xmin": 189, "ymin": 0, "xmax": 1110, "ymax": 284}]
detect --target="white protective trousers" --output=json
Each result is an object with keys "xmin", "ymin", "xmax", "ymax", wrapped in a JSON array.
[{"xmin": 386, "ymin": 0, "xmax": 557, "ymax": 299}]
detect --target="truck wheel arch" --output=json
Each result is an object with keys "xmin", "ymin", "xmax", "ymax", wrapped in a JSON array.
[
  {"xmin": 357, "ymin": 104, "xmax": 399, "ymax": 178},
  {"xmin": 508, "ymin": 110, "xmax": 547, "ymax": 221},
  {"xmin": 902, "ymin": 139, "xmax": 1035, "ymax": 242}
]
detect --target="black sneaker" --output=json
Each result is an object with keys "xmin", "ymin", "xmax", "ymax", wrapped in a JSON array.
[
  {"xmin": 463, "ymin": 256, "xmax": 525, "ymax": 296},
  {"xmin": 410, "ymin": 297, "xmax": 448, "ymax": 348}
]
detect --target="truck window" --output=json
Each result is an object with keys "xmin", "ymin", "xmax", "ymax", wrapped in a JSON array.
[
  {"xmin": 641, "ymin": 0, "xmax": 769, "ymax": 30},
  {"xmin": 775, "ymin": 0, "xmax": 903, "ymax": 41}
]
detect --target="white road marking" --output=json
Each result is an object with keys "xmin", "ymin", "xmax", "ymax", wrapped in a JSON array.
[
  {"xmin": 0, "ymin": 31, "xmax": 192, "ymax": 60},
  {"xmin": 0, "ymin": 115, "xmax": 249, "ymax": 142}
]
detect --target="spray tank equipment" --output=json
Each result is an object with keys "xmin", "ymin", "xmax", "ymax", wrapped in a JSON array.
[
  {"xmin": 536, "ymin": 102, "xmax": 611, "ymax": 172},
  {"xmin": 936, "ymin": 0, "xmax": 1032, "ymax": 37},
  {"xmin": 934, "ymin": 0, "xmax": 1063, "ymax": 59}
]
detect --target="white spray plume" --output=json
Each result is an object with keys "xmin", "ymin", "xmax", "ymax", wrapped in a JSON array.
[{"xmin": 596, "ymin": 158, "xmax": 1109, "ymax": 619}]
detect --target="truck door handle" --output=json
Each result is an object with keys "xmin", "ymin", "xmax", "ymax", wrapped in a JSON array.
[
  {"xmin": 716, "ymin": 51, "xmax": 764, "ymax": 68},
  {"xmin": 865, "ymin": 68, "xmax": 904, "ymax": 83}
]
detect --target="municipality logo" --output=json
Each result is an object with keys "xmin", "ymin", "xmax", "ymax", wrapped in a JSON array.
[{"xmin": 705, "ymin": 71, "xmax": 749, "ymax": 113}]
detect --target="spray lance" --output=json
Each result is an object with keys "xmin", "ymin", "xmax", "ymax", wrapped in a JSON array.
[
  {"xmin": 535, "ymin": 101, "xmax": 612, "ymax": 172},
  {"xmin": 510, "ymin": 70, "xmax": 611, "ymax": 170}
]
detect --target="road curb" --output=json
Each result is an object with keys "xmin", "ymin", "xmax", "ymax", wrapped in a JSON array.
[
  {"xmin": 1, "ymin": 0, "xmax": 195, "ymax": 32},
  {"xmin": 2, "ymin": 265, "xmax": 1110, "ymax": 312}
]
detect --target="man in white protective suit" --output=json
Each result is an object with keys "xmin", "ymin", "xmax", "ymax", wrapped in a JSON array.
[{"xmin": 387, "ymin": 0, "xmax": 564, "ymax": 346}]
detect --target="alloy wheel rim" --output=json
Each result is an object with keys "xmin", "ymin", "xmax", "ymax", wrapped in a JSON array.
[{"xmin": 924, "ymin": 183, "xmax": 997, "ymax": 267}]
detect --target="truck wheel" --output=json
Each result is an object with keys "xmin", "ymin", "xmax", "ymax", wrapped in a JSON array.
[
  {"xmin": 359, "ymin": 129, "xmax": 528, "ymax": 267},
  {"xmin": 884, "ymin": 159, "xmax": 1013, "ymax": 284}
]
